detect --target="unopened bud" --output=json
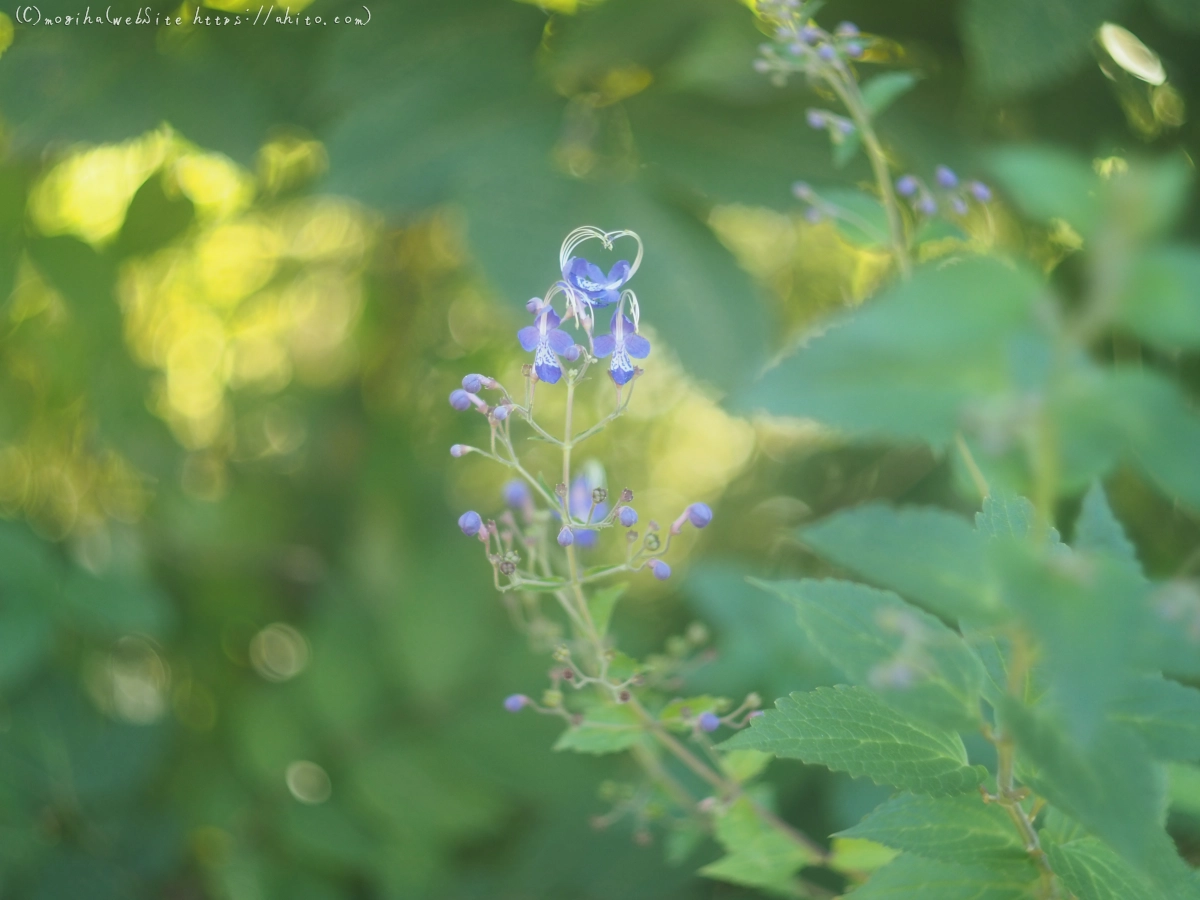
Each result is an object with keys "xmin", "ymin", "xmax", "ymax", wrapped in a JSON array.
[
  {"xmin": 557, "ymin": 527, "xmax": 574, "ymax": 547},
  {"xmin": 564, "ymin": 345, "xmax": 581, "ymax": 362},
  {"xmin": 462, "ymin": 374, "xmax": 484, "ymax": 393},
  {"xmin": 698, "ymin": 712, "xmax": 721, "ymax": 733},
  {"xmin": 450, "ymin": 444, "xmax": 469, "ymax": 457},
  {"xmin": 492, "ymin": 405, "xmax": 510, "ymax": 421},
  {"xmin": 746, "ymin": 692, "xmax": 762, "ymax": 708},
  {"xmin": 504, "ymin": 694, "xmax": 528, "ymax": 713},
  {"xmin": 617, "ymin": 690, "xmax": 631, "ymax": 703},
  {"xmin": 498, "ymin": 560, "xmax": 515, "ymax": 576},
  {"xmin": 620, "ymin": 488, "xmax": 634, "ymax": 503},
  {"xmin": 555, "ymin": 483, "xmax": 567, "ymax": 497},
  {"xmin": 449, "ymin": 389, "xmax": 472, "ymax": 411},
  {"xmin": 543, "ymin": 689, "xmax": 563, "ymax": 707},
  {"xmin": 618, "ymin": 507, "xmax": 638, "ymax": 527},
  {"xmin": 562, "ymin": 668, "xmax": 575, "ymax": 680},
  {"xmin": 644, "ymin": 533, "xmax": 661, "ymax": 551},
  {"xmin": 592, "ymin": 487, "xmax": 608, "ymax": 504}
]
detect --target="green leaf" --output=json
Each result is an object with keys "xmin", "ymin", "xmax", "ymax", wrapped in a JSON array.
[
  {"xmin": 801, "ymin": 504, "xmax": 998, "ymax": 623},
  {"xmin": 975, "ymin": 493, "xmax": 1061, "ymax": 544},
  {"xmin": 1073, "ymin": 482, "xmax": 1138, "ymax": 569},
  {"xmin": 832, "ymin": 72, "xmax": 918, "ymax": 168},
  {"xmin": 828, "ymin": 837, "xmax": 898, "ymax": 874},
  {"xmin": 1119, "ymin": 370, "xmax": 1200, "ymax": 514},
  {"xmin": 838, "ymin": 794, "xmax": 1028, "ymax": 865},
  {"xmin": 963, "ymin": 0, "xmax": 1129, "ymax": 97},
  {"xmin": 1042, "ymin": 812, "xmax": 1166, "ymax": 900},
  {"xmin": 58, "ymin": 570, "xmax": 174, "ymax": 639},
  {"xmin": 587, "ymin": 583, "xmax": 626, "ymax": 638},
  {"xmin": 991, "ymin": 539, "xmax": 1145, "ymax": 740},
  {"xmin": 1150, "ymin": 0, "xmax": 1200, "ymax": 29},
  {"xmin": 1117, "ymin": 247, "xmax": 1200, "ymax": 352},
  {"xmin": 986, "ymin": 146, "xmax": 1101, "ymax": 235},
  {"xmin": 721, "ymin": 686, "xmax": 987, "ymax": 796},
  {"xmin": 722, "ymin": 749, "xmax": 773, "ymax": 783},
  {"xmin": 552, "ymin": 702, "xmax": 647, "ymax": 755},
  {"xmin": 1168, "ymin": 763, "xmax": 1200, "ymax": 819},
  {"xmin": 845, "ymin": 853, "xmax": 1040, "ymax": 899},
  {"xmin": 1002, "ymin": 700, "xmax": 1197, "ymax": 896},
  {"xmin": 740, "ymin": 258, "xmax": 1043, "ymax": 447},
  {"xmin": 699, "ymin": 795, "xmax": 817, "ymax": 895},
  {"xmin": 1110, "ymin": 675, "xmax": 1200, "ymax": 762},
  {"xmin": 753, "ymin": 578, "xmax": 985, "ymax": 730}
]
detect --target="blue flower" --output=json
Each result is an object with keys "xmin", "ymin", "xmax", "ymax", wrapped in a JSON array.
[
  {"xmin": 504, "ymin": 694, "xmax": 527, "ymax": 713},
  {"xmin": 698, "ymin": 711, "xmax": 721, "ymax": 732},
  {"xmin": 503, "ymin": 479, "xmax": 530, "ymax": 508},
  {"xmin": 593, "ymin": 312, "xmax": 650, "ymax": 386},
  {"xmin": 458, "ymin": 511, "xmax": 483, "ymax": 536},
  {"xmin": 569, "ymin": 475, "xmax": 608, "ymax": 548},
  {"xmin": 518, "ymin": 308, "xmax": 574, "ymax": 384},
  {"xmin": 562, "ymin": 256, "xmax": 632, "ymax": 308}
]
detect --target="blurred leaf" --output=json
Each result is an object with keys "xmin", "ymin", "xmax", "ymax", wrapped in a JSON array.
[
  {"xmin": 1150, "ymin": 0, "xmax": 1200, "ymax": 29},
  {"xmin": 819, "ymin": 187, "xmax": 891, "ymax": 246},
  {"xmin": 553, "ymin": 701, "xmax": 647, "ymax": 754},
  {"xmin": 1116, "ymin": 247, "xmax": 1200, "ymax": 351},
  {"xmin": 837, "ymin": 793, "xmax": 1028, "ymax": 865},
  {"xmin": 1110, "ymin": 675, "xmax": 1200, "ymax": 762},
  {"xmin": 1168, "ymin": 763, "xmax": 1200, "ymax": 819},
  {"xmin": 828, "ymin": 837, "xmax": 899, "ymax": 874},
  {"xmin": 986, "ymin": 146, "xmax": 1100, "ymax": 235},
  {"xmin": 722, "ymin": 686, "xmax": 987, "ymax": 795},
  {"xmin": 58, "ymin": 570, "xmax": 174, "ymax": 639},
  {"xmin": 1073, "ymin": 482, "xmax": 1139, "ymax": 568},
  {"xmin": 699, "ymin": 794, "xmax": 817, "ymax": 894},
  {"xmin": 963, "ymin": 0, "xmax": 1129, "ymax": 96},
  {"xmin": 588, "ymin": 583, "xmax": 627, "ymax": 639},
  {"xmin": 1043, "ymin": 812, "xmax": 1166, "ymax": 900},
  {"xmin": 975, "ymin": 493, "xmax": 1061, "ymax": 544},
  {"xmin": 801, "ymin": 504, "xmax": 998, "ymax": 623},
  {"xmin": 1002, "ymin": 700, "xmax": 1197, "ymax": 896},
  {"xmin": 113, "ymin": 172, "xmax": 194, "ymax": 259},
  {"xmin": 278, "ymin": 802, "xmax": 380, "ymax": 871},
  {"xmin": 741, "ymin": 258, "xmax": 1043, "ymax": 446},
  {"xmin": 753, "ymin": 578, "xmax": 985, "ymax": 730},
  {"xmin": 844, "ymin": 853, "xmax": 1039, "ymax": 899}
]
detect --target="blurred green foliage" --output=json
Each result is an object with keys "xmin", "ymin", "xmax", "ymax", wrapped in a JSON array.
[{"xmin": 0, "ymin": 0, "xmax": 1199, "ymax": 898}]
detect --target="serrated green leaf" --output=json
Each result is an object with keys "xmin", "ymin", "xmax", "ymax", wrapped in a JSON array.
[
  {"xmin": 963, "ymin": 0, "xmax": 1128, "ymax": 97},
  {"xmin": 845, "ymin": 853, "xmax": 1040, "ymax": 899},
  {"xmin": 986, "ymin": 146, "xmax": 1101, "ymax": 234},
  {"xmin": 1110, "ymin": 675, "xmax": 1200, "ymax": 762},
  {"xmin": 1074, "ymin": 482, "xmax": 1139, "ymax": 569},
  {"xmin": 552, "ymin": 702, "xmax": 647, "ymax": 755},
  {"xmin": 754, "ymin": 578, "xmax": 985, "ymax": 730},
  {"xmin": 721, "ymin": 686, "xmax": 987, "ymax": 796},
  {"xmin": 838, "ymin": 794, "xmax": 1027, "ymax": 865},
  {"xmin": 699, "ymin": 795, "xmax": 818, "ymax": 896},
  {"xmin": 1002, "ymin": 700, "xmax": 1196, "ymax": 896},
  {"xmin": 801, "ymin": 504, "xmax": 998, "ymax": 623},
  {"xmin": 722, "ymin": 749, "xmax": 773, "ymax": 783},
  {"xmin": 740, "ymin": 258, "xmax": 1043, "ymax": 447},
  {"xmin": 829, "ymin": 837, "xmax": 899, "ymax": 875},
  {"xmin": 587, "ymin": 583, "xmax": 626, "ymax": 638},
  {"xmin": 993, "ymin": 538, "xmax": 1146, "ymax": 739},
  {"xmin": 1043, "ymin": 813, "xmax": 1166, "ymax": 900},
  {"xmin": 975, "ymin": 493, "xmax": 1061, "ymax": 544}
]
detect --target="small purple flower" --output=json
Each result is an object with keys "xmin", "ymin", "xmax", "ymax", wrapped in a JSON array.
[
  {"xmin": 592, "ymin": 312, "xmax": 650, "ymax": 386},
  {"xmin": 462, "ymin": 374, "xmax": 484, "ymax": 393},
  {"xmin": 836, "ymin": 119, "xmax": 855, "ymax": 135},
  {"xmin": 618, "ymin": 506, "xmax": 638, "ymax": 527},
  {"xmin": 561, "ymin": 257, "xmax": 632, "ymax": 309},
  {"xmin": 817, "ymin": 43, "xmax": 836, "ymax": 61},
  {"xmin": 449, "ymin": 389, "xmax": 472, "ymax": 411},
  {"xmin": 969, "ymin": 180, "xmax": 992, "ymax": 202},
  {"xmin": 951, "ymin": 197, "xmax": 968, "ymax": 216},
  {"xmin": 458, "ymin": 511, "xmax": 483, "ymax": 536},
  {"xmin": 557, "ymin": 526, "xmax": 574, "ymax": 547},
  {"xmin": 648, "ymin": 559, "xmax": 671, "ymax": 580},
  {"xmin": 518, "ymin": 308, "xmax": 575, "ymax": 385},
  {"xmin": 917, "ymin": 195, "xmax": 937, "ymax": 216},
  {"xmin": 800, "ymin": 25, "xmax": 821, "ymax": 44},
  {"xmin": 806, "ymin": 109, "xmax": 825, "ymax": 129},
  {"xmin": 835, "ymin": 21, "xmax": 859, "ymax": 36},
  {"xmin": 845, "ymin": 42, "xmax": 863, "ymax": 58},
  {"xmin": 896, "ymin": 175, "xmax": 918, "ymax": 197},
  {"xmin": 504, "ymin": 694, "xmax": 527, "ymax": 713},
  {"xmin": 503, "ymin": 479, "xmax": 530, "ymax": 507},
  {"xmin": 935, "ymin": 165, "xmax": 959, "ymax": 189},
  {"xmin": 687, "ymin": 503, "xmax": 713, "ymax": 528},
  {"xmin": 787, "ymin": 40, "xmax": 805, "ymax": 55},
  {"xmin": 450, "ymin": 444, "xmax": 468, "ymax": 457},
  {"xmin": 698, "ymin": 712, "xmax": 721, "ymax": 733}
]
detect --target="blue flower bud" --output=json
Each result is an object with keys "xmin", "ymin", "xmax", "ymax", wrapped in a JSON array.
[
  {"xmin": 493, "ymin": 405, "xmax": 509, "ymax": 421},
  {"xmin": 817, "ymin": 43, "xmax": 837, "ymax": 61},
  {"xmin": 896, "ymin": 175, "xmax": 918, "ymax": 197},
  {"xmin": 503, "ymin": 479, "xmax": 529, "ymax": 507},
  {"xmin": 804, "ymin": 206, "xmax": 823, "ymax": 224},
  {"xmin": 935, "ymin": 165, "xmax": 959, "ymax": 188},
  {"xmin": 845, "ymin": 41, "xmax": 863, "ymax": 58},
  {"xmin": 788, "ymin": 40, "xmax": 805, "ymax": 55},
  {"xmin": 800, "ymin": 25, "xmax": 821, "ymax": 44},
  {"xmin": 836, "ymin": 119, "xmax": 855, "ymax": 135},
  {"xmin": 525, "ymin": 298, "xmax": 540, "ymax": 313},
  {"xmin": 648, "ymin": 559, "xmax": 671, "ymax": 580},
  {"xmin": 835, "ymin": 21, "xmax": 859, "ymax": 36},
  {"xmin": 969, "ymin": 180, "xmax": 992, "ymax": 202},
  {"xmin": 618, "ymin": 507, "xmax": 638, "ymax": 527},
  {"xmin": 564, "ymin": 344, "xmax": 581, "ymax": 362},
  {"xmin": 504, "ymin": 694, "xmax": 527, "ymax": 713},
  {"xmin": 450, "ymin": 444, "xmax": 468, "ymax": 457},
  {"xmin": 698, "ymin": 711, "xmax": 721, "ymax": 732},
  {"xmin": 917, "ymin": 195, "xmax": 937, "ymax": 216},
  {"xmin": 951, "ymin": 197, "xmax": 968, "ymax": 216},
  {"xmin": 557, "ymin": 527, "xmax": 574, "ymax": 547},
  {"xmin": 806, "ymin": 109, "xmax": 825, "ymax": 129},
  {"xmin": 687, "ymin": 503, "xmax": 713, "ymax": 528},
  {"xmin": 458, "ymin": 511, "xmax": 483, "ymax": 536},
  {"xmin": 462, "ymin": 374, "xmax": 484, "ymax": 393},
  {"xmin": 449, "ymin": 389, "xmax": 472, "ymax": 411}
]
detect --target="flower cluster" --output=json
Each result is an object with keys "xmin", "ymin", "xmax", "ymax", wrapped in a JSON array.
[
  {"xmin": 753, "ymin": 1, "xmax": 873, "ymax": 88},
  {"xmin": 895, "ymin": 165, "xmax": 992, "ymax": 218}
]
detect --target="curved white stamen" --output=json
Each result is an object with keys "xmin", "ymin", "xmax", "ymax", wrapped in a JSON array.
[
  {"xmin": 618, "ymin": 289, "xmax": 641, "ymax": 332},
  {"xmin": 558, "ymin": 226, "xmax": 644, "ymax": 281}
]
